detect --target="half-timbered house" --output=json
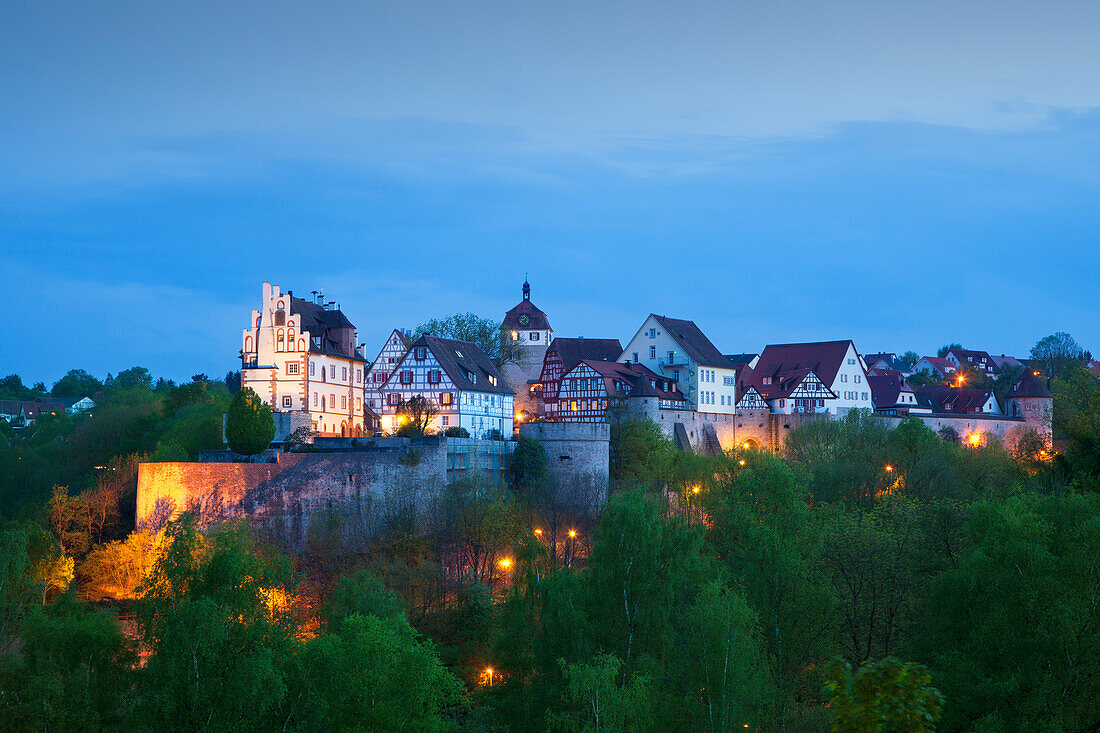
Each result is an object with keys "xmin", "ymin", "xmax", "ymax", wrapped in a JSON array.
[
  {"xmin": 554, "ymin": 360, "xmax": 687, "ymax": 422},
  {"xmin": 536, "ymin": 337, "xmax": 623, "ymax": 421},
  {"xmin": 364, "ymin": 328, "xmax": 413, "ymax": 415},
  {"xmin": 380, "ymin": 336, "xmax": 514, "ymax": 438},
  {"xmin": 738, "ymin": 340, "xmax": 871, "ymax": 415}
]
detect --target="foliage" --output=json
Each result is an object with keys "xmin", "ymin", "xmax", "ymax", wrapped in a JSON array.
[
  {"xmin": 936, "ymin": 343, "xmax": 963, "ymax": 358},
  {"xmin": 510, "ymin": 434, "xmax": 548, "ymax": 489},
  {"xmin": 225, "ymin": 387, "xmax": 275, "ymax": 457},
  {"xmin": 609, "ymin": 417, "xmax": 676, "ymax": 484},
  {"xmin": 824, "ymin": 656, "xmax": 943, "ymax": 733},
  {"xmin": 395, "ymin": 394, "xmax": 439, "ymax": 436},
  {"xmin": 1030, "ymin": 331, "xmax": 1090, "ymax": 380},
  {"xmin": 415, "ymin": 312, "xmax": 520, "ymax": 365},
  {"xmin": 50, "ymin": 368, "xmax": 103, "ymax": 398},
  {"xmin": 445, "ymin": 426, "xmax": 470, "ymax": 438},
  {"xmin": 547, "ymin": 652, "xmax": 653, "ymax": 732}
]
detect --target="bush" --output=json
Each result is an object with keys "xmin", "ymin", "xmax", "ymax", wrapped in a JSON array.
[{"xmin": 444, "ymin": 426, "xmax": 470, "ymax": 438}]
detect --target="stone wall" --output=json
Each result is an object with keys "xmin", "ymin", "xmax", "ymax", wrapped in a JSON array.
[
  {"xmin": 880, "ymin": 413, "xmax": 1042, "ymax": 450},
  {"xmin": 137, "ymin": 438, "xmax": 447, "ymax": 547},
  {"xmin": 519, "ymin": 422, "xmax": 610, "ymax": 503}
]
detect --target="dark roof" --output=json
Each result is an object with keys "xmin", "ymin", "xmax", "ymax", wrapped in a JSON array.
[
  {"xmin": 417, "ymin": 336, "xmax": 514, "ymax": 395},
  {"xmin": 1010, "ymin": 370, "xmax": 1053, "ymax": 398},
  {"xmin": 865, "ymin": 353, "xmax": 911, "ymax": 372},
  {"xmin": 574, "ymin": 360, "xmax": 687, "ymax": 402},
  {"xmin": 724, "ymin": 353, "xmax": 758, "ymax": 368},
  {"xmin": 915, "ymin": 356, "xmax": 954, "ymax": 373},
  {"xmin": 650, "ymin": 314, "xmax": 729, "ymax": 368},
  {"xmin": 946, "ymin": 349, "xmax": 999, "ymax": 373},
  {"xmin": 751, "ymin": 340, "xmax": 859, "ymax": 388},
  {"xmin": 0, "ymin": 400, "xmax": 23, "ymax": 416},
  {"xmin": 502, "ymin": 282, "xmax": 551, "ymax": 331},
  {"xmin": 549, "ymin": 338, "xmax": 623, "ymax": 374},
  {"xmin": 290, "ymin": 296, "xmax": 364, "ymax": 361},
  {"xmin": 745, "ymin": 366, "xmax": 838, "ymax": 401},
  {"xmin": 912, "ymin": 385, "xmax": 996, "ymax": 414},
  {"xmin": 868, "ymin": 374, "xmax": 913, "ymax": 409}
]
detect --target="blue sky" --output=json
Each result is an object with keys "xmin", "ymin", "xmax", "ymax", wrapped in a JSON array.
[{"xmin": 2, "ymin": 0, "xmax": 1099, "ymax": 384}]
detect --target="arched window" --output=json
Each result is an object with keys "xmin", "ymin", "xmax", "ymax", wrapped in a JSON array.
[
  {"xmin": 255, "ymin": 315, "xmax": 260, "ymax": 328},
  {"xmin": 275, "ymin": 310, "xmax": 285, "ymax": 326},
  {"xmin": 298, "ymin": 338, "xmax": 306, "ymax": 351},
  {"xmin": 286, "ymin": 329, "xmax": 295, "ymax": 351},
  {"xmin": 276, "ymin": 329, "xmax": 285, "ymax": 352},
  {"xmin": 244, "ymin": 335, "xmax": 253, "ymax": 353},
  {"xmin": 341, "ymin": 421, "xmax": 347, "ymax": 437},
  {"xmin": 322, "ymin": 396, "xmax": 326, "ymax": 411}
]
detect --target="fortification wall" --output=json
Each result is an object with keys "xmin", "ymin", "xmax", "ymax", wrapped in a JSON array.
[
  {"xmin": 880, "ymin": 413, "xmax": 1040, "ymax": 450},
  {"xmin": 519, "ymin": 422, "xmax": 609, "ymax": 503},
  {"xmin": 137, "ymin": 438, "xmax": 447, "ymax": 547}
]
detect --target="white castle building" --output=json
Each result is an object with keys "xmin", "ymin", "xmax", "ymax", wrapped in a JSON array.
[{"xmin": 240, "ymin": 282, "xmax": 368, "ymax": 437}]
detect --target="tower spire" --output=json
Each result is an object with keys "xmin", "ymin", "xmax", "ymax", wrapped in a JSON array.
[{"xmin": 522, "ymin": 274, "xmax": 530, "ymax": 302}]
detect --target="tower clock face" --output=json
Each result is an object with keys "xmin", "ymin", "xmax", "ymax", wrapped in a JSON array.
[{"xmin": 518, "ymin": 314, "xmax": 531, "ymax": 327}]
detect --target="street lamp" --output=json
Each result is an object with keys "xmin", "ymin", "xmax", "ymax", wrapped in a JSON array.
[
  {"xmin": 498, "ymin": 557, "xmax": 512, "ymax": 570},
  {"xmin": 884, "ymin": 465, "xmax": 894, "ymax": 473},
  {"xmin": 568, "ymin": 529, "xmax": 576, "ymax": 539},
  {"xmin": 485, "ymin": 667, "xmax": 495, "ymax": 687}
]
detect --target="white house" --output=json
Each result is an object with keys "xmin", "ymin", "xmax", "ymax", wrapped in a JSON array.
[
  {"xmin": 739, "ymin": 340, "xmax": 874, "ymax": 416},
  {"xmin": 380, "ymin": 336, "xmax": 514, "ymax": 438},
  {"xmin": 240, "ymin": 282, "xmax": 368, "ymax": 437},
  {"xmin": 618, "ymin": 314, "xmax": 737, "ymax": 413},
  {"xmin": 912, "ymin": 357, "xmax": 956, "ymax": 377},
  {"xmin": 364, "ymin": 329, "xmax": 413, "ymax": 415}
]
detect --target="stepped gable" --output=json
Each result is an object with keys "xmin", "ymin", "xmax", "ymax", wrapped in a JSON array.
[
  {"xmin": 650, "ymin": 314, "xmax": 729, "ymax": 368},
  {"xmin": 418, "ymin": 336, "xmax": 514, "ymax": 395},
  {"xmin": 502, "ymin": 279, "xmax": 551, "ymax": 331}
]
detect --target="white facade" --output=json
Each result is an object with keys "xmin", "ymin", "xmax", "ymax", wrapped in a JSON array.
[
  {"xmin": 364, "ymin": 329, "xmax": 411, "ymax": 414},
  {"xmin": 241, "ymin": 282, "xmax": 366, "ymax": 437},
  {"xmin": 618, "ymin": 314, "xmax": 737, "ymax": 413},
  {"xmin": 826, "ymin": 344, "xmax": 875, "ymax": 415},
  {"xmin": 380, "ymin": 341, "xmax": 514, "ymax": 438}
]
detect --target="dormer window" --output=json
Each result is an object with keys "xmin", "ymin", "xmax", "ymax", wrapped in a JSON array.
[
  {"xmin": 414, "ymin": 347, "xmax": 427, "ymax": 361},
  {"xmin": 763, "ymin": 377, "xmax": 772, "ymax": 385}
]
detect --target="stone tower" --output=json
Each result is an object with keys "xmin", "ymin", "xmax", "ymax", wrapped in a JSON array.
[
  {"xmin": 501, "ymin": 279, "xmax": 552, "ymax": 419},
  {"xmin": 1004, "ymin": 369, "xmax": 1054, "ymax": 440}
]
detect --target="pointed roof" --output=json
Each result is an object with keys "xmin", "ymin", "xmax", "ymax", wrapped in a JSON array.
[
  {"xmin": 751, "ymin": 340, "xmax": 860, "ymax": 388},
  {"xmin": 572, "ymin": 359, "xmax": 688, "ymax": 402},
  {"xmin": 412, "ymin": 336, "xmax": 514, "ymax": 395},
  {"xmin": 649, "ymin": 314, "xmax": 729, "ymax": 368},
  {"xmin": 868, "ymin": 373, "xmax": 914, "ymax": 409},
  {"xmin": 503, "ymin": 280, "xmax": 551, "ymax": 331},
  {"xmin": 289, "ymin": 296, "xmax": 363, "ymax": 360},
  {"xmin": 1010, "ymin": 370, "xmax": 1053, "ymax": 399},
  {"xmin": 549, "ymin": 337, "xmax": 623, "ymax": 374}
]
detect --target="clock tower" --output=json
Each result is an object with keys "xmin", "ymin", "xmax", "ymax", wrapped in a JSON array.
[{"xmin": 501, "ymin": 279, "xmax": 553, "ymax": 421}]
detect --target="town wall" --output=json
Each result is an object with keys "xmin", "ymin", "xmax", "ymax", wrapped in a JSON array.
[
  {"xmin": 519, "ymin": 422, "xmax": 610, "ymax": 504},
  {"xmin": 880, "ymin": 413, "xmax": 1043, "ymax": 450}
]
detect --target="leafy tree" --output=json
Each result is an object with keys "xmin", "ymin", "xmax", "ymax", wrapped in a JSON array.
[
  {"xmin": 547, "ymin": 652, "xmax": 653, "ymax": 733},
  {"xmin": 110, "ymin": 366, "xmax": 154, "ymax": 391},
  {"xmin": 395, "ymin": 394, "xmax": 439, "ymax": 437},
  {"xmin": 899, "ymin": 351, "xmax": 920, "ymax": 370},
  {"xmin": 609, "ymin": 418, "xmax": 676, "ymax": 484},
  {"xmin": 226, "ymin": 387, "xmax": 275, "ymax": 457},
  {"xmin": 824, "ymin": 657, "xmax": 943, "ymax": 733},
  {"xmin": 50, "ymin": 368, "xmax": 103, "ymax": 398},
  {"xmin": 912, "ymin": 494, "xmax": 1100, "ymax": 731},
  {"xmin": 326, "ymin": 569, "xmax": 405, "ymax": 626},
  {"xmin": 510, "ymin": 434, "xmax": 548, "ymax": 489},
  {"xmin": 445, "ymin": 426, "xmax": 470, "ymax": 438},
  {"xmin": 0, "ymin": 374, "xmax": 39, "ymax": 400},
  {"xmin": 290, "ymin": 613, "xmax": 466, "ymax": 732},
  {"xmin": 415, "ymin": 312, "xmax": 520, "ymax": 365},
  {"xmin": 936, "ymin": 343, "xmax": 963, "ymax": 358},
  {"xmin": 0, "ymin": 595, "xmax": 135, "ymax": 731},
  {"xmin": 1030, "ymin": 331, "xmax": 1090, "ymax": 380}
]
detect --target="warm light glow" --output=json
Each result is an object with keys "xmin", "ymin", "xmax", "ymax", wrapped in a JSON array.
[
  {"xmin": 969, "ymin": 433, "xmax": 981, "ymax": 445},
  {"xmin": 692, "ymin": 485, "xmax": 700, "ymax": 494},
  {"xmin": 534, "ymin": 528, "xmax": 543, "ymax": 535},
  {"xmin": 515, "ymin": 413, "xmax": 523, "ymax": 420},
  {"xmin": 738, "ymin": 459, "xmax": 746, "ymax": 466},
  {"xmin": 741, "ymin": 442, "xmax": 750, "ymax": 450},
  {"xmin": 1034, "ymin": 371, "xmax": 1040, "ymax": 376},
  {"xmin": 484, "ymin": 667, "xmax": 495, "ymax": 687},
  {"xmin": 498, "ymin": 558, "xmax": 512, "ymax": 569},
  {"xmin": 568, "ymin": 529, "xmax": 577, "ymax": 538},
  {"xmin": 884, "ymin": 465, "xmax": 894, "ymax": 472}
]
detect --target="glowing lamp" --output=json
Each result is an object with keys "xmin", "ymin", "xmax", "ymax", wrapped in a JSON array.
[
  {"xmin": 969, "ymin": 433, "xmax": 981, "ymax": 445},
  {"xmin": 568, "ymin": 529, "xmax": 577, "ymax": 538},
  {"xmin": 498, "ymin": 558, "xmax": 512, "ymax": 569}
]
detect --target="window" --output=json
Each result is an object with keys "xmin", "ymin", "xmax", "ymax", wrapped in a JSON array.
[
  {"xmin": 440, "ymin": 392, "xmax": 453, "ymax": 405},
  {"xmin": 356, "ymin": 369, "xmax": 361, "ymax": 383},
  {"xmin": 842, "ymin": 374, "xmax": 848, "ymax": 382},
  {"xmin": 309, "ymin": 362, "xmax": 315, "ymax": 376},
  {"xmin": 668, "ymin": 351, "xmax": 675, "ymax": 364},
  {"xmin": 414, "ymin": 347, "xmax": 427, "ymax": 361},
  {"xmin": 854, "ymin": 374, "xmax": 861, "ymax": 383},
  {"xmin": 342, "ymin": 367, "xmax": 347, "ymax": 381},
  {"xmin": 388, "ymin": 393, "xmax": 400, "ymax": 406},
  {"xmin": 287, "ymin": 362, "xmax": 299, "ymax": 375},
  {"xmin": 313, "ymin": 393, "xmax": 318, "ymax": 406},
  {"xmin": 724, "ymin": 376, "xmax": 734, "ymax": 385},
  {"xmin": 571, "ymin": 401, "xmax": 578, "ymax": 411},
  {"xmin": 330, "ymin": 393, "xmax": 335, "ymax": 408},
  {"xmin": 341, "ymin": 396, "xmax": 347, "ymax": 409},
  {"xmin": 356, "ymin": 398, "xmax": 361, "ymax": 410},
  {"xmin": 329, "ymin": 365, "xmax": 336, "ymax": 379},
  {"xmin": 442, "ymin": 416, "xmax": 449, "ymax": 426},
  {"xmin": 400, "ymin": 371, "xmax": 413, "ymax": 384},
  {"xmin": 511, "ymin": 331, "xmax": 518, "ymax": 341},
  {"xmin": 649, "ymin": 346, "xmax": 656, "ymax": 359},
  {"xmin": 429, "ymin": 370, "xmax": 441, "ymax": 384},
  {"xmin": 531, "ymin": 332, "xmax": 539, "ymax": 341},
  {"xmin": 648, "ymin": 328, "xmax": 656, "ymax": 338},
  {"xmin": 632, "ymin": 352, "xmax": 639, "ymax": 362},
  {"xmin": 282, "ymin": 396, "xmax": 292, "ymax": 408}
]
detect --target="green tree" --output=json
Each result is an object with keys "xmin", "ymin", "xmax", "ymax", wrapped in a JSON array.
[
  {"xmin": 415, "ymin": 312, "xmax": 520, "ymax": 366},
  {"xmin": 110, "ymin": 366, "xmax": 154, "ymax": 391},
  {"xmin": 0, "ymin": 594, "xmax": 134, "ymax": 731},
  {"xmin": 824, "ymin": 657, "xmax": 943, "ymax": 733},
  {"xmin": 547, "ymin": 652, "xmax": 654, "ymax": 733},
  {"xmin": 226, "ymin": 387, "xmax": 275, "ymax": 457},
  {"xmin": 394, "ymin": 394, "xmax": 438, "ymax": 437},
  {"xmin": 609, "ymin": 418, "xmax": 676, "ymax": 484},
  {"xmin": 936, "ymin": 343, "xmax": 963, "ymax": 358},
  {"xmin": 290, "ymin": 613, "xmax": 466, "ymax": 732},
  {"xmin": 510, "ymin": 434, "xmax": 548, "ymax": 489},
  {"xmin": 50, "ymin": 368, "xmax": 103, "ymax": 398},
  {"xmin": 1030, "ymin": 331, "xmax": 1090, "ymax": 380}
]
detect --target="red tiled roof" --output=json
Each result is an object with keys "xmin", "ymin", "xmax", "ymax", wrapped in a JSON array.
[
  {"xmin": 750, "ymin": 340, "xmax": 859, "ymax": 389},
  {"xmin": 549, "ymin": 338, "xmax": 623, "ymax": 374}
]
